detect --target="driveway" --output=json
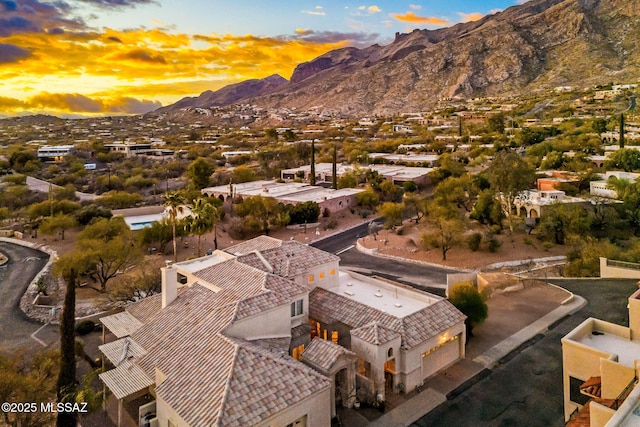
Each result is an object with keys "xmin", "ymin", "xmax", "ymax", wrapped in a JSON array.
[
  {"xmin": 411, "ymin": 278, "xmax": 639, "ymax": 427},
  {"xmin": 0, "ymin": 242, "xmax": 58, "ymax": 353}
]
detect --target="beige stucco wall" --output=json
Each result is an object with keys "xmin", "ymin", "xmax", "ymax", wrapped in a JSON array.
[
  {"xmin": 600, "ymin": 358, "xmax": 636, "ymax": 399},
  {"xmin": 224, "ymin": 304, "xmax": 294, "ymax": 341},
  {"xmin": 156, "ymin": 394, "xmax": 190, "ymax": 427},
  {"xmin": 599, "ymin": 257, "xmax": 640, "ymax": 279},
  {"xmin": 257, "ymin": 386, "xmax": 332, "ymax": 427},
  {"xmin": 589, "ymin": 401, "xmax": 616, "ymax": 427},
  {"xmin": 294, "ymin": 261, "xmax": 340, "ymax": 291},
  {"xmin": 351, "ymin": 333, "xmax": 402, "ymax": 401},
  {"xmin": 629, "ymin": 289, "xmax": 640, "ymax": 340},
  {"xmin": 401, "ymin": 323, "xmax": 466, "ymax": 392}
]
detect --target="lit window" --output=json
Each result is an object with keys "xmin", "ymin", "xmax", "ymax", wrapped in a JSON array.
[
  {"xmin": 291, "ymin": 344, "xmax": 305, "ymax": 361},
  {"xmin": 319, "ymin": 272, "xmax": 325, "ymax": 279},
  {"xmin": 329, "ymin": 269, "xmax": 335, "ymax": 276},
  {"xmin": 422, "ymin": 335, "xmax": 459, "ymax": 357},
  {"xmin": 308, "ymin": 275, "xmax": 314, "ymax": 283},
  {"xmin": 291, "ymin": 299, "xmax": 303, "ymax": 317}
]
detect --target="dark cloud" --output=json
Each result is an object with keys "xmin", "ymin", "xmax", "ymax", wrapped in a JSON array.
[
  {"xmin": 30, "ymin": 93, "xmax": 104, "ymax": 112},
  {"xmin": 107, "ymin": 36, "xmax": 123, "ymax": 43},
  {"xmin": 290, "ymin": 30, "xmax": 380, "ymax": 47},
  {"xmin": 107, "ymin": 97, "xmax": 161, "ymax": 114},
  {"xmin": 77, "ymin": 0, "xmax": 157, "ymax": 9},
  {"xmin": 48, "ymin": 27, "xmax": 65, "ymax": 34},
  {"xmin": 115, "ymin": 48, "xmax": 167, "ymax": 64},
  {"xmin": 0, "ymin": 0, "xmax": 85, "ymax": 36},
  {"xmin": 0, "ymin": 43, "xmax": 31, "ymax": 63},
  {"xmin": 0, "ymin": 16, "xmax": 40, "ymax": 36},
  {"xmin": 1, "ymin": 0, "xmax": 17, "ymax": 11}
]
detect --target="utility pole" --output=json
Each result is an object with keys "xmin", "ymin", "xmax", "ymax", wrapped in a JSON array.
[
  {"xmin": 310, "ymin": 139, "xmax": 316, "ymax": 186},
  {"xmin": 332, "ymin": 143, "xmax": 338, "ymax": 190}
]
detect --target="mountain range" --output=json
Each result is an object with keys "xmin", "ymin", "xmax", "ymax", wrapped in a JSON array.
[{"xmin": 156, "ymin": 0, "xmax": 640, "ymax": 118}]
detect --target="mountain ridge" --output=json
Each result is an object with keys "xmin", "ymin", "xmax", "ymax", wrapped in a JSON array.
[{"xmin": 157, "ymin": 0, "xmax": 640, "ymax": 117}]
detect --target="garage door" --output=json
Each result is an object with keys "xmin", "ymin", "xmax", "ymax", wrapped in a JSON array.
[{"xmin": 421, "ymin": 335, "xmax": 461, "ymax": 380}]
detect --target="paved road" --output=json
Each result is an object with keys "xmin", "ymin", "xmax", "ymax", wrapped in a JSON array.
[
  {"xmin": 26, "ymin": 175, "xmax": 98, "ymax": 201},
  {"xmin": 411, "ymin": 278, "xmax": 639, "ymax": 427},
  {"xmin": 0, "ymin": 242, "xmax": 57, "ymax": 352},
  {"xmin": 312, "ymin": 222, "xmax": 461, "ymax": 293}
]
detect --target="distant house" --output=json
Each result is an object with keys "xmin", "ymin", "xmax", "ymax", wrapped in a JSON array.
[
  {"xmin": 37, "ymin": 145, "xmax": 75, "ymax": 162},
  {"xmin": 99, "ymin": 236, "xmax": 465, "ymax": 426},
  {"xmin": 513, "ymin": 189, "xmax": 587, "ymax": 219}
]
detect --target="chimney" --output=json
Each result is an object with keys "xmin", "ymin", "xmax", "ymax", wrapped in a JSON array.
[{"xmin": 161, "ymin": 262, "xmax": 178, "ymax": 308}]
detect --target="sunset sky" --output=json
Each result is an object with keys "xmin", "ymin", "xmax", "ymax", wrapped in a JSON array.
[{"xmin": 0, "ymin": 0, "xmax": 529, "ymax": 117}]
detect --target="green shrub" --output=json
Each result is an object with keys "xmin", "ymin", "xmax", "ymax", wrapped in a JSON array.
[
  {"xmin": 542, "ymin": 242, "xmax": 554, "ymax": 252},
  {"xmin": 488, "ymin": 237, "xmax": 501, "ymax": 253},
  {"xmin": 467, "ymin": 233, "xmax": 482, "ymax": 251},
  {"xmin": 75, "ymin": 320, "xmax": 95, "ymax": 336}
]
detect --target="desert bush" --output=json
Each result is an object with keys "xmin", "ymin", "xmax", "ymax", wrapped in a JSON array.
[{"xmin": 467, "ymin": 233, "xmax": 482, "ymax": 251}]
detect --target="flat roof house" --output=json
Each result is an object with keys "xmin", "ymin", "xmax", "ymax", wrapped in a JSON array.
[
  {"xmin": 99, "ymin": 236, "xmax": 465, "ymax": 426},
  {"xmin": 562, "ymin": 288, "xmax": 640, "ymax": 427}
]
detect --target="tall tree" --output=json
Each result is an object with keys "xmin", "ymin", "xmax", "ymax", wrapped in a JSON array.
[
  {"xmin": 77, "ymin": 218, "xmax": 143, "ymax": 292},
  {"xmin": 310, "ymin": 140, "xmax": 316, "ymax": 186},
  {"xmin": 185, "ymin": 198, "xmax": 218, "ymax": 257},
  {"xmin": 187, "ymin": 157, "xmax": 214, "ymax": 189},
  {"xmin": 486, "ymin": 151, "xmax": 535, "ymax": 232},
  {"xmin": 332, "ymin": 143, "xmax": 338, "ymax": 190},
  {"xmin": 40, "ymin": 213, "xmax": 77, "ymax": 240},
  {"xmin": 620, "ymin": 113, "xmax": 625, "ymax": 149},
  {"xmin": 165, "ymin": 191, "xmax": 185, "ymax": 262},
  {"xmin": 56, "ymin": 268, "xmax": 77, "ymax": 427}
]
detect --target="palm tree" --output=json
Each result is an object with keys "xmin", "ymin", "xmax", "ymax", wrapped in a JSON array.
[
  {"xmin": 164, "ymin": 191, "xmax": 184, "ymax": 262},
  {"xmin": 186, "ymin": 198, "xmax": 218, "ymax": 257}
]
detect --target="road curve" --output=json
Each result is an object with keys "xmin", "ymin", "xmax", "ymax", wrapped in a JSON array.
[{"xmin": 0, "ymin": 242, "xmax": 57, "ymax": 352}]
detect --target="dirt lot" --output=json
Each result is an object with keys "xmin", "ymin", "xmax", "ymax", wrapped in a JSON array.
[{"xmin": 359, "ymin": 220, "xmax": 571, "ymax": 270}]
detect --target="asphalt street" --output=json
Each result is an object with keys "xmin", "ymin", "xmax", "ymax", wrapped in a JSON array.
[
  {"xmin": 411, "ymin": 278, "xmax": 640, "ymax": 427},
  {"xmin": 312, "ymin": 221, "xmax": 461, "ymax": 294},
  {"xmin": 0, "ymin": 242, "xmax": 57, "ymax": 352}
]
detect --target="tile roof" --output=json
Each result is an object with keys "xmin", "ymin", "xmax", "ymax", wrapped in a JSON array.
[
  {"xmin": 99, "ymin": 361, "xmax": 154, "ymax": 400},
  {"xmin": 309, "ymin": 287, "xmax": 465, "ymax": 350},
  {"xmin": 125, "ymin": 292, "xmax": 163, "ymax": 323},
  {"xmin": 100, "ymin": 311, "xmax": 143, "ymax": 338},
  {"xmin": 351, "ymin": 322, "xmax": 401, "ymax": 345},
  {"xmin": 223, "ymin": 235, "xmax": 283, "ymax": 256},
  {"xmin": 99, "ymin": 337, "xmax": 147, "ymax": 366},
  {"xmin": 302, "ymin": 338, "xmax": 357, "ymax": 372},
  {"xmin": 193, "ymin": 259, "xmax": 268, "ymax": 299},
  {"xmin": 237, "ymin": 240, "xmax": 339, "ymax": 278}
]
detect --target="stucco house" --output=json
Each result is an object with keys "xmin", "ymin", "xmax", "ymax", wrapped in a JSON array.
[
  {"xmin": 562, "ymin": 288, "xmax": 640, "ymax": 427},
  {"xmin": 99, "ymin": 236, "xmax": 465, "ymax": 426}
]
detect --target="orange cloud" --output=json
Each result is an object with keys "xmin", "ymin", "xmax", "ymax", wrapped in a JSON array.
[
  {"xmin": 457, "ymin": 12, "xmax": 484, "ymax": 22},
  {"xmin": 0, "ymin": 24, "xmax": 348, "ymax": 115},
  {"xmin": 390, "ymin": 11, "xmax": 449, "ymax": 26}
]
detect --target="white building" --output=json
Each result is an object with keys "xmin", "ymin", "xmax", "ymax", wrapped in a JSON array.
[
  {"xmin": 281, "ymin": 163, "xmax": 434, "ymax": 187},
  {"xmin": 37, "ymin": 145, "xmax": 75, "ymax": 161}
]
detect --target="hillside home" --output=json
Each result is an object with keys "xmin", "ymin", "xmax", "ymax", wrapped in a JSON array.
[
  {"xmin": 562, "ymin": 288, "xmax": 640, "ymax": 427},
  {"xmin": 513, "ymin": 189, "xmax": 587, "ymax": 219},
  {"xmin": 37, "ymin": 144, "xmax": 75, "ymax": 162},
  {"xmin": 201, "ymin": 180, "xmax": 362, "ymax": 213},
  {"xmin": 99, "ymin": 236, "xmax": 465, "ymax": 426}
]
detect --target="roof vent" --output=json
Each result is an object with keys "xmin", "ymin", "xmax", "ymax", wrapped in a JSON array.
[
  {"xmin": 347, "ymin": 282, "xmax": 353, "ymax": 286},
  {"xmin": 395, "ymin": 303, "xmax": 403, "ymax": 308},
  {"xmin": 374, "ymin": 291, "xmax": 383, "ymax": 298},
  {"xmin": 344, "ymin": 291, "xmax": 354, "ymax": 296}
]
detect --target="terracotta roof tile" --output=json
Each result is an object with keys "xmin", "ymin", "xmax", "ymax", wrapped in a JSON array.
[
  {"xmin": 223, "ymin": 235, "xmax": 283, "ymax": 256},
  {"xmin": 309, "ymin": 287, "xmax": 465, "ymax": 350},
  {"xmin": 351, "ymin": 322, "xmax": 400, "ymax": 345},
  {"xmin": 302, "ymin": 338, "xmax": 356, "ymax": 372},
  {"xmin": 237, "ymin": 241, "xmax": 339, "ymax": 278}
]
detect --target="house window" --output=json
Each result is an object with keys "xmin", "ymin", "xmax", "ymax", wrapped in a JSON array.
[
  {"xmin": 388, "ymin": 348, "xmax": 393, "ymax": 358},
  {"xmin": 292, "ymin": 344, "xmax": 305, "ymax": 361},
  {"xmin": 329, "ymin": 269, "xmax": 335, "ymax": 276},
  {"xmin": 331, "ymin": 331, "xmax": 338, "ymax": 344},
  {"xmin": 357, "ymin": 358, "xmax": 371, "ymax": 378},
  {"xmin": 291, "ymin": 299, "xmax": 303, "ymax": 317},
  {"xmin": 177, "ymin": 273, "xmax": 187, "ymax": 284},
  {"xmin": 569, "ymin": 376, "xmax": 590, "ymax": 406},
  {"xmin": 308, "ymin": 275, "xmax": 314, "ymax": 283},
  {"xmin": 319, "ymin": 272, "xmax": 325, "ymax": 279}
]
